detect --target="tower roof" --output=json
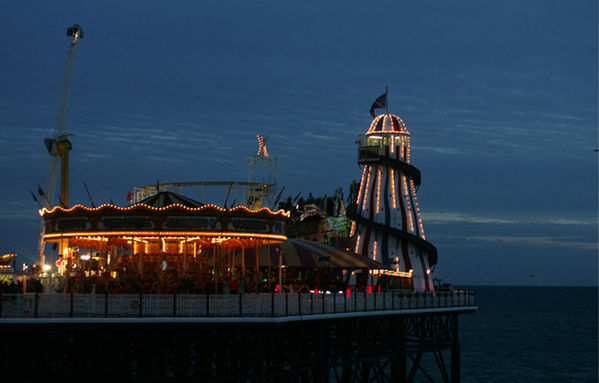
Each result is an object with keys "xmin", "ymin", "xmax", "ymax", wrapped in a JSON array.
[{"xmin": 366, "ymin": 114, "xmax": 408, "ymax": 135}]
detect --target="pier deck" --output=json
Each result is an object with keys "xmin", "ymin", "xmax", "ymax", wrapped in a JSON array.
[
  {"xmin": 0, "ymin": 291, "xmax": 476, "ymax": 382},
  {"xmin": 0, "ymin": 290, "xmax": 475, "ymax": 320}
]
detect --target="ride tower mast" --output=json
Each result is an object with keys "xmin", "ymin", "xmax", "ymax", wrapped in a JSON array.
[{"xmin": 38, "ymin": 24, "xmax": 84, "ymax": 266}]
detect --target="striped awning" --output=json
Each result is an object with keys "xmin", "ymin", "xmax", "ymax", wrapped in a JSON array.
[{"xmin": 229, "ymin": 239, "xmax": 388, "ymax": 269}]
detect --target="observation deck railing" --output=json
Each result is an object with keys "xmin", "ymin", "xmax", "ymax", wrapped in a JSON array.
[
  {"xmin": 0, "ymin": 291, "xmax": 475, "ymax": 319},
  {"xmin": 358, "ymin": 145, "xmax": 383, "ymax": 162}
]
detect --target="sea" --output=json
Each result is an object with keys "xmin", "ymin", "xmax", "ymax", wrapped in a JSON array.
[
  {"xmin": 3, "ymin": 286, "xmax": 596, "ymax": 381},
  {"xmin": 456, "ymin": 286, "xmax": 598, "ymax": 383}
]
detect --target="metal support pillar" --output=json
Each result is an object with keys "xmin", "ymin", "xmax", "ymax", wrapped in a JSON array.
[
  {"xmin": 0, "ymin": 310, "xmax": 471, "ymax": 381},
  {"xmin": 391, "ymin": 316, "xmax": 407, "ymax": 382},
  {"xmin": 451, "ymin": 313, "xmax": 460, "ymax": 383},
  {"xmin": 314, "ymin": 324, "xmax": 330, "ymax": 383}
]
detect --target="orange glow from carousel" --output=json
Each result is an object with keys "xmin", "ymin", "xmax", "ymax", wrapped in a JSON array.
[{"xmin": 43, "ymin": 231, "xmax": 287, "ymax": 242}]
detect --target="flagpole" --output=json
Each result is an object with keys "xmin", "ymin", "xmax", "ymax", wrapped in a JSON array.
[{"xmin": 385, "ymin": 86, "xmax": 389, "ymax": 114}]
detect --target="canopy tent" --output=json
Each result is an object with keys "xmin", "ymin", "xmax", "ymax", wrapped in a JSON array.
[{"xmin": 221, "ymin": 238, "xmax": 388, "ymax": 269}]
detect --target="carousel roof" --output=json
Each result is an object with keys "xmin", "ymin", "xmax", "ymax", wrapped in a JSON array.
[
  {"xmin": 138, "ymin": 191, "xmax": 204, "ymax": 208},
  {"xmin": 0, "ymin": 253, "xmax": 16, "ymax": 266},
  {"xmin": 39, "ymin": 191, "xmax": 289, "ymax": 241}
]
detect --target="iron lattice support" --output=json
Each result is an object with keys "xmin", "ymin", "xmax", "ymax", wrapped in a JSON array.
[{"xmin": 0, "ymin": 312, "xmax": 463, "ymax": 382}]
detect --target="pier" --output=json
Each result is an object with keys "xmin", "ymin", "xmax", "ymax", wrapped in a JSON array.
[
  {"xmin": 0, "ymin": 291, "xmax": 475, "ymax": 381},
  {"xmin": 0, "ymin": 92, "xmax": 480, "ymax": 381}
]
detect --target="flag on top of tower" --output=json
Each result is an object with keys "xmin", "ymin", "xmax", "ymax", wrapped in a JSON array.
[{"xmin": 369, "ymin": 87, "xmax": 388, "ymax": 118}]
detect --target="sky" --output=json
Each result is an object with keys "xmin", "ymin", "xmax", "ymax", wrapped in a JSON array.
[{"xmin": 0, "ymin": 0, "xmax": 597, "ymax": 286}]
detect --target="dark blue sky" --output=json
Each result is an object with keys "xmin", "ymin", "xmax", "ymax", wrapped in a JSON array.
[{"xmin": 1, "ymin": 0, "xmax": 597, "ymax": 285}]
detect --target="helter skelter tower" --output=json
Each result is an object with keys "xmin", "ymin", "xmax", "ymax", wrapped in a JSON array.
[{"xmin": 350, "ymin": 102, "xmax": 438, "ymax": 292}]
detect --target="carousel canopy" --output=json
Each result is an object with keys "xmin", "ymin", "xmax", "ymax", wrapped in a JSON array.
[
  {"xmin": 39, "ymin": 191, "xmax": 289, "ymax": 242},
  {"xmin": 138, "ymin": 191, "xmax": 204, "ymax": 208},
  {"xmin": 0, "ymin": 253, "xmax": 17, "ymax": 266}
]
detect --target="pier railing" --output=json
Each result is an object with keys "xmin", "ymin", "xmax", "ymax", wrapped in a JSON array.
[{"xmin": 0, "ymin": 291, "xmax": 476, "ymax": 319}]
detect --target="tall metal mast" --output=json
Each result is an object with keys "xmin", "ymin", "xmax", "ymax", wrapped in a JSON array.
[{"xmin": 38, "ymin": 24, "xmax": 84, "ymax": 265}]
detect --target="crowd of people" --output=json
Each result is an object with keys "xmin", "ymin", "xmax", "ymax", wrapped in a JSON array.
[{"xmin": 0, "ymin": 264, "xmax": 358, "ymax": 295}]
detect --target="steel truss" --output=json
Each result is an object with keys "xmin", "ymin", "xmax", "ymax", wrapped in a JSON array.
[{"xmin": 0, "ymin": 312, "xmax": 463, "ymax": 382}]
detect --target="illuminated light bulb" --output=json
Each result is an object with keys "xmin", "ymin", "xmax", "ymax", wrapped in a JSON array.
[
  {"xmin": 376, "ymin": 166, "xmax": 382, "ymax": 213},
  {"xmin": 356, "ymin": 166, "xmax": 367, "ymax": 205},
  {"xmin": 355, "ymin": 233, "xmax": 361, "ymax": 252},
  {"xmin": 43, "ymin": 231, "xmax": 287, "ymax": 242},
  {"xmin": 408, "ymin": 179, "xmax": 426, "ymax": 238},
  {"xmin": 41, "ymin": 203, "xmax": 290, "ymax": 218},
  {"xmin": 362, "ymin": 168, "xmax": 372, "ymax": 209},
  {"xmin": 404, "ymin": 183, "xmax": 415, "ymax": 232},
  {"xmin": 256, "ymin": 135, "xmax": 270, "ymax": 157},
  {"xmin": 372, "ymin": 240, "xmax": 378, "ymax": 261},
  {"xmin": 390, "ymin": 169, "xmax": 397, "ymax": 209},
  {"xmin": 349, "ymin": 221, "xmax": 356, "ymax": 237}
]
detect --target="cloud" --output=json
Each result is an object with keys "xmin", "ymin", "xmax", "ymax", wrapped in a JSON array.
[
  {"xmin": 465, "ymin": 235, "xmax": 598, "ymax": 251},
  {"xmin": 422, "ymin": 212, "xmax": 597, "ymax": 226},
  {"xmin": 416, "ymin": 146, "xmax": 469, "ymax": 155},
  {"xmin": 425, "ymin": 212, "xmax": 597, "ymax": 251},
  {"xmin": 0, "ymin": 200, "xmax": 41, "ymax": 221},
  {"xmin": 84, "ymin": 153, "xmax": 109, "ymax": 159},
  {"xmin": 537, "ymin": 112, "xmax": 587, "ymax": 122},
  {"xmin": 0, "ymin": 211, "xmax": 38, "ymax": 220},
  {"xmin": 423, "ymin": 212, "xmax": 515, "ymax": 224},
  {"xmin": 310, "ymin": 135, "xmax": 339, "ymax": 142}
]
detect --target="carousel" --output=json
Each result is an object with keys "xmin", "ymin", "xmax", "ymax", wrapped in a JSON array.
[
  {"xmin": 40, "ymin": 191, "xmax": 289, "ymax": 293},
  {"xmin": 40, "ymin": 191, "xmax": 390, "ymax": 294}
]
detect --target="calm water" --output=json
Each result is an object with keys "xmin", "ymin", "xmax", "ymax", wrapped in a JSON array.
[{"xmin": 458, "ymin": 286, "xmax": 598, "ymax": 383}]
